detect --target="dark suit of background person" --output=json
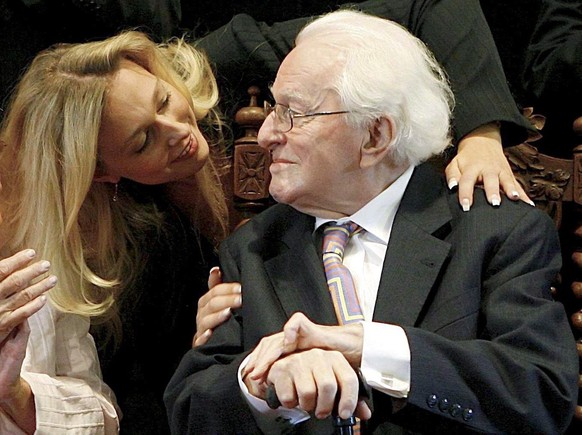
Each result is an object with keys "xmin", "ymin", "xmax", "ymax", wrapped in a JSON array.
[
  {"xmin": 521, "ymin": 0, "xmax": 582, "ymax": 158},
  {"xmin": 0, "ymin": 0, "xmax": 535, "ymax": 145},
  {"xmin": 193, "ymin": 0, "xmax": 533, "ymax": 148},
  {"xmin": 165, "ymin": 160, "xmax": 578, "ymax": 434}
]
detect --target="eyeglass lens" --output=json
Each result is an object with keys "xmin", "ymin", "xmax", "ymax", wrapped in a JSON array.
[{"xmin": 264, "ymin": 102, "xmax": 292, "ymax": 132}]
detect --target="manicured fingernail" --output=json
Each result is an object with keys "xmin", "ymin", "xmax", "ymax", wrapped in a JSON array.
[
  {"xmin": 25, "ymin": 249, "xmax": 36, "ymax": 258},
  {"xmin": 448, "ymin": 178, "xmax": 458, "ymax": 190},
  {"xmin": 511, "ymin": 190, "xmax": 520, "ymax": 199},
  {"xmin": 236, "ymin": 295, "xmax": 242, "ymax": 306},
  {"xmin": 39, "ymin": 261, "xmax": 50, "ymax": 272},
  {"xmin": 461, "ymin": 198, "xmax": 470, "ymax": 212},
  {"xmin": 528, "ymin": 200, "xmax": 535, "ymax": 207},
  {"xmin": 210, "ymin": 266, "xmax": 220, "ymax": 274},
  {"xmin": 235, "ymin": 284, "xmax": 242, "ymax": 294},
  {"xmin": 490, "ymin": 194, "xmax": 500, "ymax": 207},
  {"xmin": 221, "ymin": 307, "xmax": 231, "ymax": 318},
  {"xmin": 47, "ymin": 275, "xmax": 58, "ymax": 286}
]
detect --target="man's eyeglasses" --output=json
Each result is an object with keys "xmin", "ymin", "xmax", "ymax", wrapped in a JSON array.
[{"xmin": 263, "ymin": 101, "xmax": 350, "ymax": 133}]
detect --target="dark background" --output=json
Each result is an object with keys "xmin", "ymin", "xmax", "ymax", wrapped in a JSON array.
[
  {"xmin": 0, "ymin": 0, "xmax": 542, "ymax": 116},
  {"xmin": 181, "ymin": 0, "xmax": 542, "ymax": 105}
]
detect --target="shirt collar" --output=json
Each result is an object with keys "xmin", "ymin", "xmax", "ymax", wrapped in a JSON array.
[{"xmin": 314, "ymin": 165, "xmax": 414, "ymax": 244}]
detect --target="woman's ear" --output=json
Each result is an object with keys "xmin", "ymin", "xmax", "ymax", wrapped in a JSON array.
[
  {"xmin": 360, "ymin": 116, "xmax": 394, "ymax": 168},
  {"xmin": 93, "ymin": 164, "xmax": 121, "ymax": 184}
]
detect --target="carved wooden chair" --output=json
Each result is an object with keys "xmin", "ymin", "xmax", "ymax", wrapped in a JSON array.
[
  {"xmin": 226, "ymin": 86, "xmax": 272, "ymax": 230},
  {"xmin": 228, "ymin": 90, "xmax": 582, "ymax": 429},
  {"xmin": 505, "ymin": 113, "xmax": 582, "ymax": 429}
]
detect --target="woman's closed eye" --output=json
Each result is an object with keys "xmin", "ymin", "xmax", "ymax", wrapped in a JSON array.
[
  {"xmin": 137, "ymin": 90, "xmax": 173, "ymax": 154},
  {"xmin": 159, "ymin": 90, "xmax": 172, "ymax": 112}
]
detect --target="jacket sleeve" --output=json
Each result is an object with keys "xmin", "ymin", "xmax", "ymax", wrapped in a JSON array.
[
  {"xmin": 164, "ymin": 239, "xmax": 261, "ymax": 434},
  {"xmin": 522, "ymin": 0, "xmax": 582, "ymax": 110},
  {"xmin": 402, "ymin": 204, "xmax": 578, "ymax": 433},
  {"xmin": 7, "ymin": 304, "xmax": 120, "ymax": 434},
  {"xmin": 408, "ymin": 0, "xmax": 532, "ymax": 144},
  {"xmin": 521, "ymin": 0, "xmax": 582, "ymax": 154}
]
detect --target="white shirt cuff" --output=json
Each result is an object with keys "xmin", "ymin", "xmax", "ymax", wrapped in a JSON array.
[{"xmin": 360, "ymin": 321, "xmax": 411, "ymax": 399}]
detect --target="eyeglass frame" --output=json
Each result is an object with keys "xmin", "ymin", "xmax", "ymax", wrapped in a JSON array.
[{"xmin": 263, "ymin": 101, "xmax": 351, "ymax": 133}]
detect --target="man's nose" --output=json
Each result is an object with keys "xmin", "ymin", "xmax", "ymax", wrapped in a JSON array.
[{"xmin": 258, "ymin": 115, "xmax": 284, "ymax": 149}]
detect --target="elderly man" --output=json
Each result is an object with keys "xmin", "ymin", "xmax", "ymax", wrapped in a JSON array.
[{"xmin": 165, "ymin": 10, "xmax": 578, "ymax": 434}]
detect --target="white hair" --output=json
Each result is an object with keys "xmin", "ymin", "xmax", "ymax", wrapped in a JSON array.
[{"xmin": 296, "ymin": 10, "xmax": 455, "ymax": 166}]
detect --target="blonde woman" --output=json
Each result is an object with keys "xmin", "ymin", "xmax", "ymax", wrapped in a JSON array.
[{"xmin": 0, "ymin": 31, "xmax": 240, "ymax": 434}]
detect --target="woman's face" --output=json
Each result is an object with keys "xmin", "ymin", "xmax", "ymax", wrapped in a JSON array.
[{"xmin": 97, "ymin": 59, "xmax": 209, "ymax": 185}]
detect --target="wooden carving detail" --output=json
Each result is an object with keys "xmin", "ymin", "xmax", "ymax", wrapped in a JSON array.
[
  {"xmin": 505, "ymin": 143, "xmax": 572, "ymax": 226},
  {"xmin": 235, "ymin": 146, "xmax": 271, "ymax": 200},
  {"xmin": 232, "ymin": 86, "xmax": 273, "ymax": 220}
]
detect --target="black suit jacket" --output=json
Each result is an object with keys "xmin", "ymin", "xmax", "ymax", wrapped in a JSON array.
[
  {"xmin": 522, "ymin": 0, "xmax": 582, "ymax": 156},
  {"xmin": 165, "ymin": 163, "xmax": 578, "ymax": 434},
  {"xmin": 196, "ymin": 0, "xmax": 532, "ymax": 146}
]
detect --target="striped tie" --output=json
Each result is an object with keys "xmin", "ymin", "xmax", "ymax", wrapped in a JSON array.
[
  {"xmin": 322, "ymin": 222, "xmax": 365, "ymax": 433},
  {"xmin": 322, "ymin": 222, "xmax": 365, "ymax": 325}
]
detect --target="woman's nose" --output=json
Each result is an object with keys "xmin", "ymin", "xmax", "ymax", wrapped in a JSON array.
[{"xmin": 157, "ymin": 115, "xmax": 189, "ymax": 147}]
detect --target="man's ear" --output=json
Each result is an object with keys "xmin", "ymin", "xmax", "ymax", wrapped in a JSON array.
[
  {"xmin": 360, "ymin": 116, "xmax": 394, "ymax": 168},
  {"xmin": 93, "ymin": 164, "xmax": 121, "ymax": 184}
]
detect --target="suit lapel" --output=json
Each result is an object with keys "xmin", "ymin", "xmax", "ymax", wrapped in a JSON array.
[
  {"xmin": 373, "ymin": 163, "xmax": 452, "ymax": 326},
  {"xmin": 264, "ymin": 210, "xmax": 338, "ymax": 326},
  {"xmin": 262, "ymin": 163, "xmax": 452, "ymax": 328}
]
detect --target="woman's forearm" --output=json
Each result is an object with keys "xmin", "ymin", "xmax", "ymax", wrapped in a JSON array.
[{"xmin": 1, "ymin": 377, "xmax": 36, "ymax": 434}]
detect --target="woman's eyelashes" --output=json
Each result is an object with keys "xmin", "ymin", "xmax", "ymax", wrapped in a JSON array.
[
  {"xmin": 136, "ymin": 90, "xmax": 173, "ymax": 154},
  {"xmin": 159, "ymin": 90, "xmax": 172, "ymax": 112}
]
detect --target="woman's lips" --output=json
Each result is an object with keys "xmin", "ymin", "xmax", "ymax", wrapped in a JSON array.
[{"xmin": 174, "ymin": 135, "xmax": 196, "ymax": 162}]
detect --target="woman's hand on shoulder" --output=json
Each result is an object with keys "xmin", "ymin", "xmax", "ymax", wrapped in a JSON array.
[
  {"xmin": 193, "ymin": 267, "xmax": 242, "ymax": 347},
  {"xmin": 445, "ymin": 122, "xmax": 533, "ymax": 211}
]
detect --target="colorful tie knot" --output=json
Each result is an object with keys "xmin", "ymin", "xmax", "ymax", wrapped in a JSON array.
[
  {"xmin": 322, "ymin": 222, "xmax": 361, "ymax": 259},
  {"xmin": 322, "ymin": 221, "xmax": 365, "ymax": 326}
]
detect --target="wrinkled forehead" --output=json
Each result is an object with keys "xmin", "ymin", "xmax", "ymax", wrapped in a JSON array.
[{"xmin": 272, "ymin": 43, "xmax": 344, "ymax": 105}]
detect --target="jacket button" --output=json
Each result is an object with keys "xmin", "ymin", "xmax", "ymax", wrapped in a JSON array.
[
  {"xmin": 438, "ymin": 398, "xmax": 450, "ymax": 412},
  {"xmin": 426, "ymin": 394, "xmax": 438, "ymax": 408},
  {"xmin": 463, "ymin": 408, "xmax": 474, "ymax": 421},
  {"xmin": 450, "ymin": 403, "xmax": 462, "ymax": 417}
]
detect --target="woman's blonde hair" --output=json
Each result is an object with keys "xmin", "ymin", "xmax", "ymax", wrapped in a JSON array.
[{"xmin": 0, "ymin": 31, "xmax": 228, "ymax": 321}]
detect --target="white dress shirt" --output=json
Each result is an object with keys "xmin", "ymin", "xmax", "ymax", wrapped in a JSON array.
[
  {"xmin": 0, "ymin": 301, "xmax": 120, "ymax": 434},
  {"xmin": 239, "ymin": 166, "xmax": 414, "ymax": 430}
]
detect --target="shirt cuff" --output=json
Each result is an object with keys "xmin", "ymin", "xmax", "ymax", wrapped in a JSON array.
[
  {"xmin": 360, "ymin": 321, "xmax": 411, "ymax": 399},
  {"xmin": 22, "ymin": 371, "xmax": 119, "ymax": 433}
]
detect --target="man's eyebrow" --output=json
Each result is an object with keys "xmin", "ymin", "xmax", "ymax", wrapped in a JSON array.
[{"xmin": 269, "ymin": 85, "xmax": 310, "ymax": 107}]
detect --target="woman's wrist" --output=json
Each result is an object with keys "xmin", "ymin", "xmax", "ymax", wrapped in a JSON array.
[{"xmin": 0, "ymin": 377, "xmax": 36, "ymax": 434}]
